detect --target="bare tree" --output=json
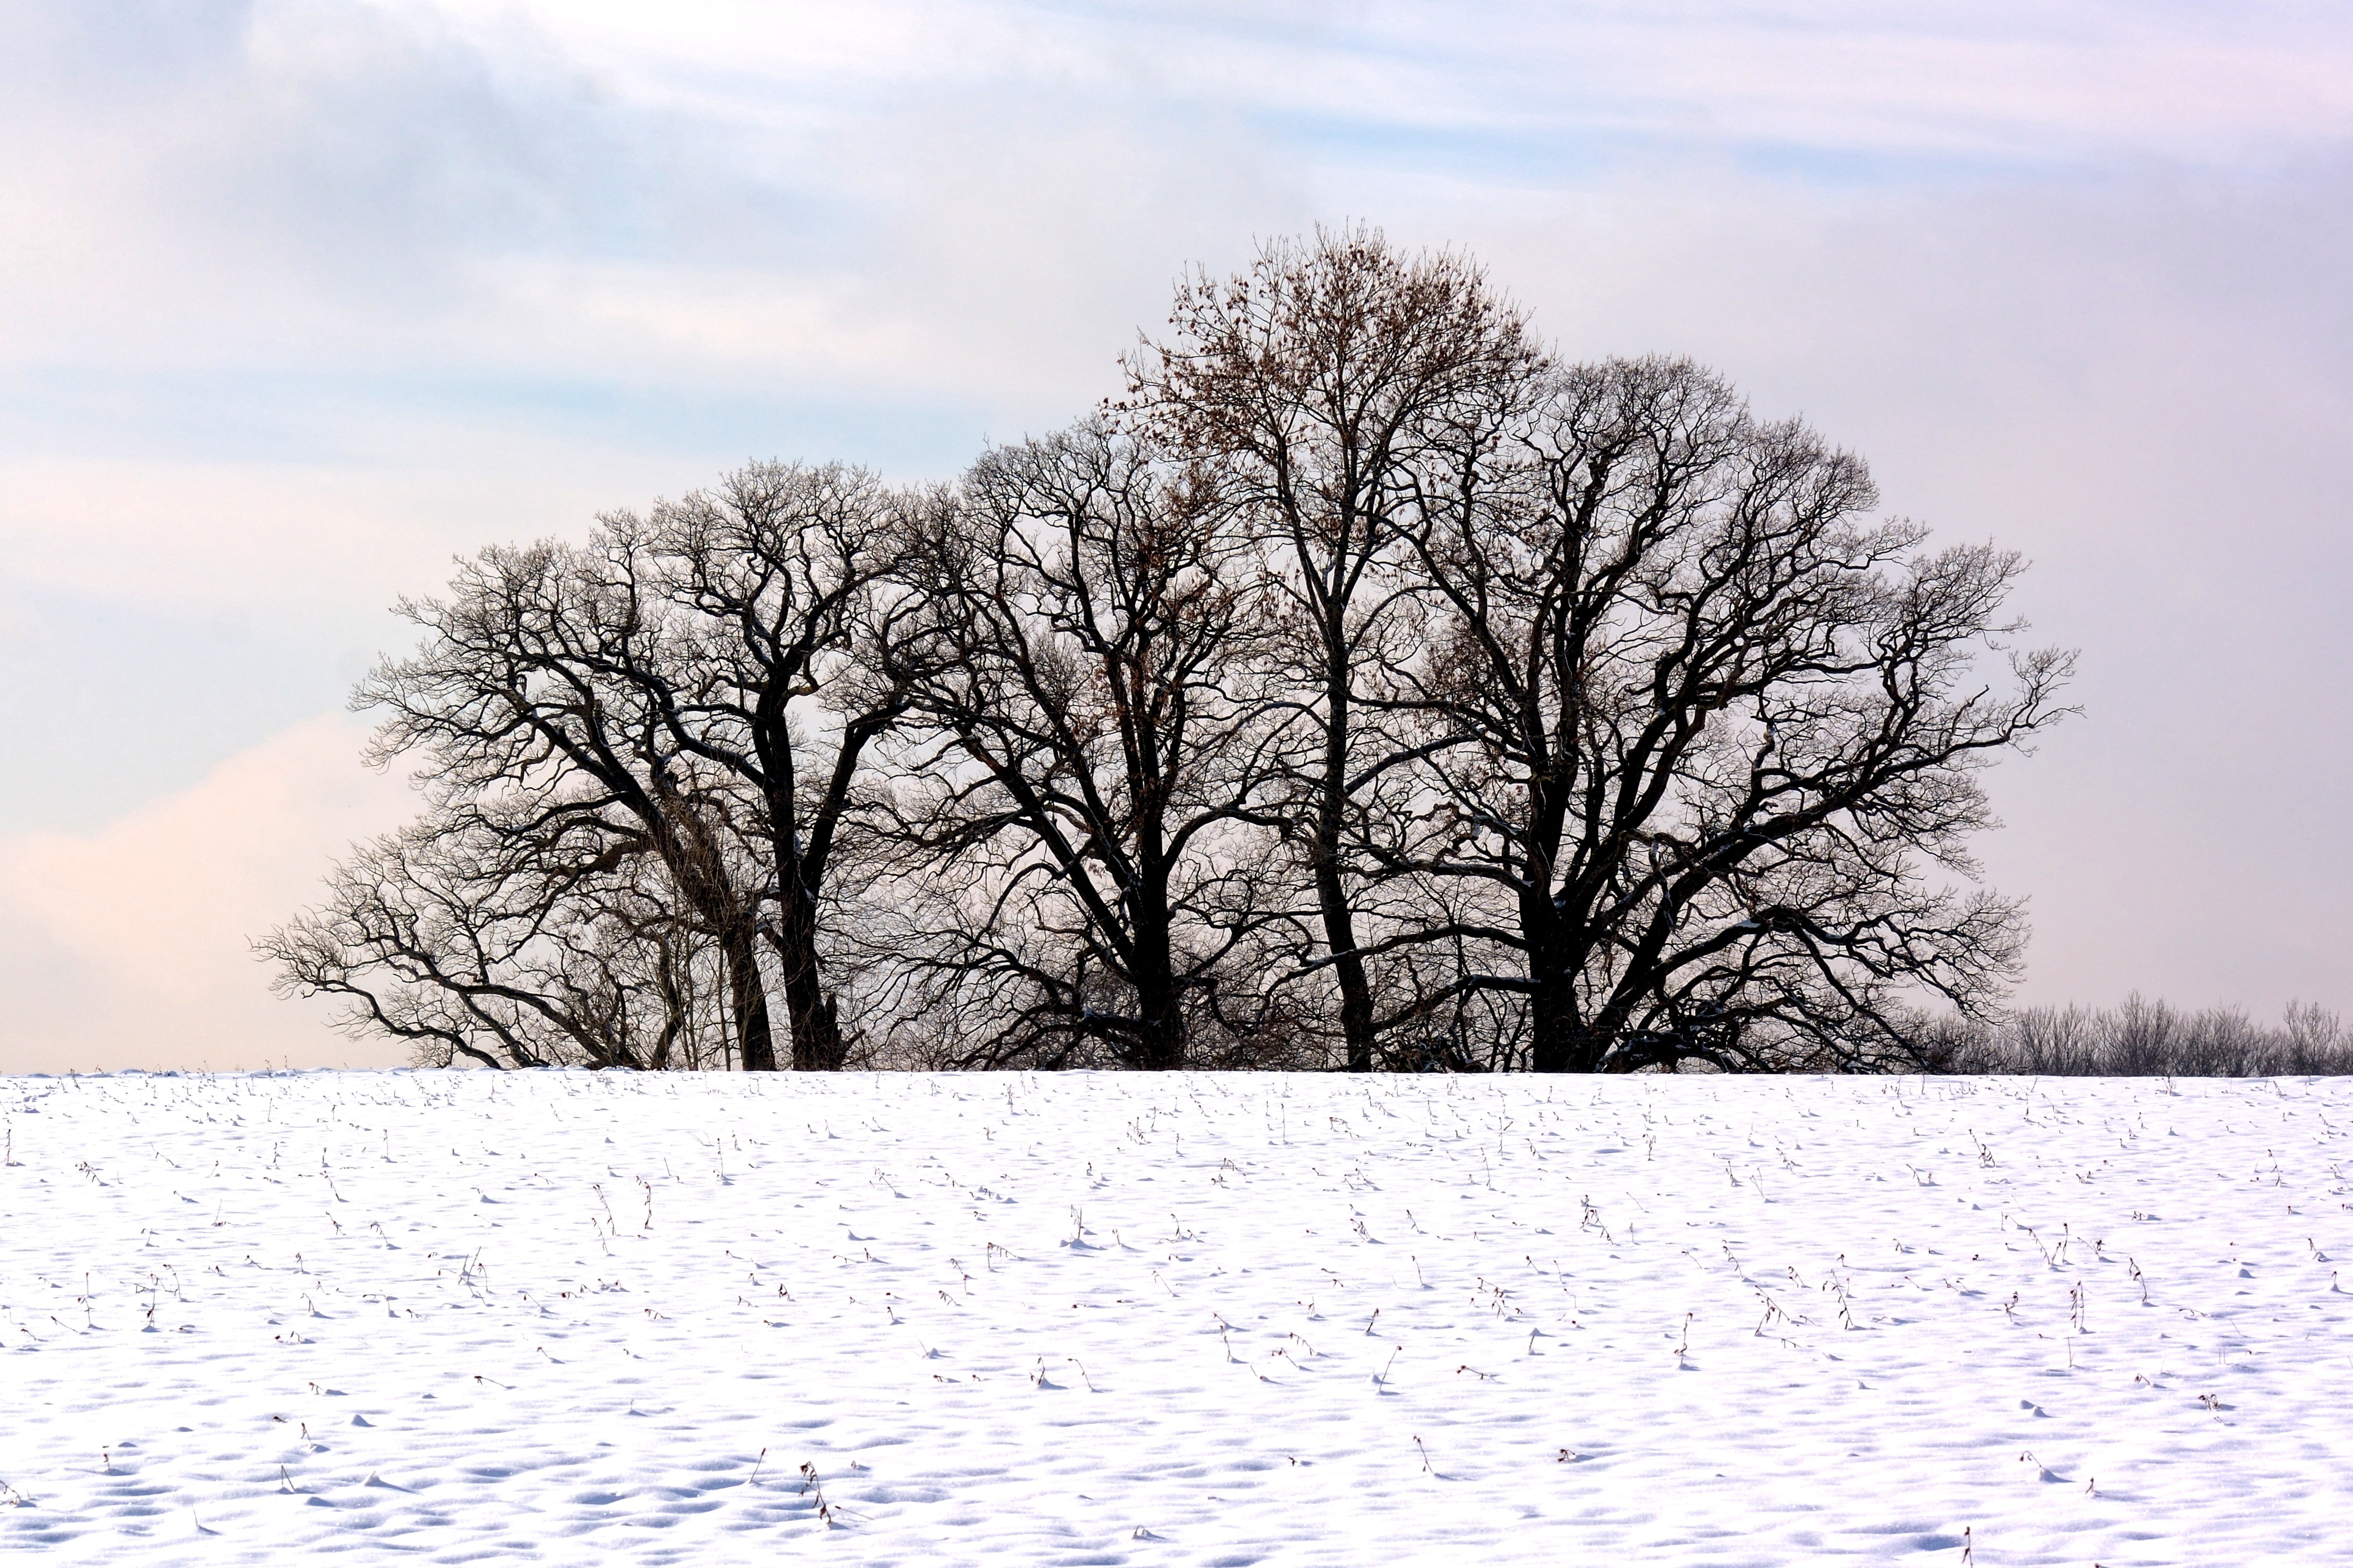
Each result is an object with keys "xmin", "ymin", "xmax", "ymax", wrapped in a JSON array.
[
  {"xmin": 621, "ymin": 463, "xmax": 917, "ymax": 1070},
  {"xmin": 352, "ymin": 538, "xmax": 781, "ymax": 1067},
  {"xmin": 259, "ymin": 806, "xmax": 733, "ymax": 1070},
  {"xmin": 870, "ymin": 422, "xmax": 1290, "ymax": 1069},
  {"xmin": 1125, "ymin": 223, "xmax": 1544, "ymax": 1069},
  {"xmin": 1393, "ymin": 355, "xmax": 2075, "ymax": 1070}
]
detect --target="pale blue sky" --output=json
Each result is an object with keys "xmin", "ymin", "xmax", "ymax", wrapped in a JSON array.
[{"xmin": 2, "ymin": 1, "xmax": 2348, "ymax": 1067}]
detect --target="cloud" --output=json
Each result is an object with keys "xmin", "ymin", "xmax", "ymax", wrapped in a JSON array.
[
  {"xmin": 0, "ymin": 713, "xmax": 417, "ymax": 1071},
  {"xmin": 0, "ymin": 0, "xmax": 2347, "ymax": 1069},
  {"xmin": 16, "ymin": 2, "xmax": 2348, "ymax": 403},
  {"xmin": 475, "ymin": 2, "xmax": 2353, "ymax": 165}
]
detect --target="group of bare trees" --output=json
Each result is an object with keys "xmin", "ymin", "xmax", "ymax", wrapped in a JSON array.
[
  {"xmin": 1930, "ymin": 998, "xmax": 2350, "ymax": 1077},
  {"xmin": 262, "ymin": 227, "xmax": 2073, "ymax": 1074}
]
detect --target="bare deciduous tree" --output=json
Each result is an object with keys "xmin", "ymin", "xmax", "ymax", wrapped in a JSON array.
[
  {"xmin": 624, "ymin": 462, "xmax": 917, "ymax": 1070},
  {"xmin": 1394, "ymin": 355, "xmax": 2074, "ymax": 1070},
  {"xmin": 1125, "ymin": 223, "xmax": 1543, "ymax": 1069},
  {"xmin": 870, "ymin": 423, "xmax": 1290, "ymax": 1069},
  {"xmin": 351, "ymin": 539, "xmax": 779, "ymax": 1066},
  {"xmin": 260, "ymin": 806, "xmax": 732, "ymax": 1070}
]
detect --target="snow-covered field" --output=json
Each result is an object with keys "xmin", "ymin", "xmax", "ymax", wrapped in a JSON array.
[{"xmin": 3, "ymin": 1071, "xmax": 2348, "ymax": 1565}]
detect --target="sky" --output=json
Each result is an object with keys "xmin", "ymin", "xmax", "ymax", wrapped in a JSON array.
[{"xmin": 1, "ymin": 0, "xmax": 2348, "ymax": 1071}]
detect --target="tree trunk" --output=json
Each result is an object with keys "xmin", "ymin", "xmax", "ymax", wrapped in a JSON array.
[
  {"xmin": 1523, "ymin": 889, "xmax": 1608, "ymax": 1074},
  {"xmin": 1131, "ymin": 988, "xmax": 1185, "ymax": 1071},
  {"xmin": 1316, "ymin": 680, "xmax": 1376, "ymax": 1070},
  {"xmin": 1317, "ymin": 855, "xmax": 1375, "ymax": 1070},
  {"xmin": 772, "ymin": 885, "xmax": 846, "ymax": 1071},
  {"xmin": 1129, "ymin": 874, "xmax": 1186, "ymax": 1071},
  {"xmin": 721, "ymin": 921, "xmax": 778, "ymax": 1071},
  {"xmin": 1525, "ymin": 906, "xmax": 1574, "ymax": 1073}
]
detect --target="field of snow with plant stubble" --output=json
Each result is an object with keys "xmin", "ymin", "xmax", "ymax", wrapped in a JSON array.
[{"xmin": 3, "ymin": 1071, "xmax": 2350, "ymax": 1565}]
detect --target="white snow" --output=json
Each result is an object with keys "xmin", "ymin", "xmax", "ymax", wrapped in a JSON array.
[{"xmin": 3, "ymin": 1070, "xmax": 2349, "ymax": 1565}]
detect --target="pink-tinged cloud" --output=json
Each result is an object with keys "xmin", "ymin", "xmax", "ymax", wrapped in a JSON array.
[{"xmin": 0, "ymin": 716, "xmax": 415, "ymax": 1071}]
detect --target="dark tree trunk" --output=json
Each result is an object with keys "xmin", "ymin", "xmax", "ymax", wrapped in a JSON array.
[
  {"xmin": 1129, "ymin": 870, "xmax": 1185, "ymax": 1070},
  {"xmin": 1317, "ymin": 856, "xmax": 1375, "ymax": 1070},
  {"xmin": 1317, "ymin": 682, "xmax": 1377, "ymax": 1071},
  {"xmin": 772, "ymin": 884, "xmax": 846, "ymax": 1071},
  {"xmin": 1523, "ymin": 885, "xmax": 1581, "ymax": 1073},
  {"xmin": 1130, "ymin": 955, "xmax": 1185, "ymax": 1070},
  {"xmin": 720, "ymin": 920, "xmax": 778, "ymax": 1072}
]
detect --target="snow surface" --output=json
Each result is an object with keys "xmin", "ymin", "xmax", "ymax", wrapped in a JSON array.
[{"xmin": 3, "ymin": 1070, "xmax": 2349, "ymax": 1565}]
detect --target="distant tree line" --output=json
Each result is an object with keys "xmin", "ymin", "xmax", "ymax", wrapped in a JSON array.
[
  {"xmin": 1929, "ymin": 998, "xmax": 2350, "ymax": 1077},
  {"xmin": 261, "ymin": 228, "xmax": 2075, "ymax": 1074}
]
